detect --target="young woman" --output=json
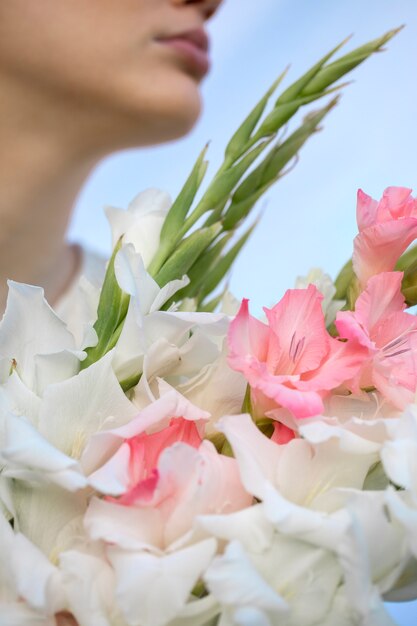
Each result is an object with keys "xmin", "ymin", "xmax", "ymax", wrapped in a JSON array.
[{"xmin": 0, "ymin": 0, "xmax": 222, "ymax": 313}]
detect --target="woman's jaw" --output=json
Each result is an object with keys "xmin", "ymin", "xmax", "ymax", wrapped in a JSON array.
[{"xmin": 0, "ymin": 0, "xmax": 223, "ymax": 151}]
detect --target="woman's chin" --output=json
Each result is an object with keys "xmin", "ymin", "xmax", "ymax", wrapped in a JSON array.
[{"xmin": 114, "ymin": 71, "xmax": 203, "ymax": 147}]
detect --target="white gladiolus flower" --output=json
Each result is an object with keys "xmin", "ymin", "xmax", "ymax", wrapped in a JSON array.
[
  {"xmin": 112, "ymin": 244, "xmax": 228, "ymax": 388},
  {"xmin": 105, "ymin": 188, "xmax": 171, "ymax": 270},
  {"xmin": 176, "ymin": 343, "xmax": 247, "ymax": 432},
  {"xmin": 2, "ymin": 183, "xmax": 417, "ymax": 625},
  {"xmin": 108, "ymin": 540, "xmax": 217, "ymax": 626},
  {"xmin": 205, "ymin": 536, "xmax": 345, "ymax": 626}
]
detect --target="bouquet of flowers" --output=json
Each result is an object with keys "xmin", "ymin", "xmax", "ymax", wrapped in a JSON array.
[{"xmin": 1, "ymin": 27, "xmax": 417, "ymax": 626}]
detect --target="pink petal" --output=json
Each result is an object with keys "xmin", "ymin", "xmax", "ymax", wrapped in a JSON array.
[
  {"xmin": 128, "ymin": 417, "xmax": 202, "ymax": 483},
  {"xmin": 373, "ymin": 310, "xmax": 417, "ymax": 352},
  {"xmin": 335, "ymin": 310, "xmax": 373, "ymax": 349},
  {"xmin": 228, "ymin": 299, "xmax": 270, "ymax": 365},
  {"xmin": 353, "ymin": 219, "xmax": 417, "ymax": 287},
  {"xmin": 109, "ymin": 469, "xmax": 160, "ymax": 507},
  {"xmin": 264, "ymin": 285, "xmax": 328, "ymax": 375},
  {"xmin": 298, "ymin": 336, "xmax": 367, "ymax": 392},
  {"xmin": 354, "ymin": 272, "xmax": 406, "ymax": 336},
  {"xmin": 250, "ymin": 366, "xmax": 324, "ymax": 418},
  {"xmin": 356, "ymin": 188, "xmax": 379, "ymax": 231},
  {"xmin": 163, "ymin": 442, "xmax": 252, "ymax": 546},
  {"xmin": 378, "ymin": 186, "xmax": 415, "ymax": 221},
  {"xmin": 372, "ymin": 365, "xmax": 415, "ymax": 410},
  {"xmin": 271, "ymin": 422, "xmax": 295, "ymax": 444}
]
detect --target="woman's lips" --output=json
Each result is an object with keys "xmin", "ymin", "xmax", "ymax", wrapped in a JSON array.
[{"xmin": 157, "ymin": 29, "xmax": 211, "ymax": 78}]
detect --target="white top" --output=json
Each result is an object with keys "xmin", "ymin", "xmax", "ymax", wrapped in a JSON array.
[{"xmin": 54, "ymin": 247, "xmax": 107, "ymax": 347}]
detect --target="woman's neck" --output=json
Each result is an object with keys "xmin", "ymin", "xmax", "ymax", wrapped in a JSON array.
[{"xmin": 0, "ymin": 74, "xmax": 103, "ymax": 312}]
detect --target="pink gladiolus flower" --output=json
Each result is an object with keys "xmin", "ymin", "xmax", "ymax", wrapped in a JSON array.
[
  {"xmin": 228, "ymin": 285, "xmax": 366, "ymax": 419},
  {"xmin": 88, "ymin": 441, "xmax": 251, "ymax": 549},
  {"xmin": 108, "ymin": 417, "xmax": 202, "ymax": 506},
  {"xmin": 271, "ymin": 421, "xmax": 295, "ymax": 444},
  {"xmin": 353, "ymin": 186, "xmax": 417, "ymax": 287},
  {"xmin": 336, "ymin": 272, "xmax": 417, "ymax": 409},
  {"xmin": 84, "ymin": 414, "xmax": 251, "ymax": 551}
]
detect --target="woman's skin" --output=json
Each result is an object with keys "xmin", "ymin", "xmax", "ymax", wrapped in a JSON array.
[{"xmin": 0, "ymin": 0, "xmax": 222, "ymax": 312}]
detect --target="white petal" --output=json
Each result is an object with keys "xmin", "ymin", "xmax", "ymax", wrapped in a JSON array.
[
  {"xmin": 251, "ymin": 535, "xmax": 342, "ymax": 625},
  {"xmin": 176, "ymin": 343, "xmax": 246, "ymax": 427},
  {"xmin": 111, "ymin": 299, "xmax": 146, "ymax": 383},
  {"xmin": 217, "ymin": 414, "xmax": 279, "ymax": 500},
  {"xmin": 197, "ymin": 505, "xmax": 273, "ymax": 554},
  {"xmin": 34, "ymin": 350, "xmax": 84, "ymax": 396},
  {"xmin": 0, "ymin": 371, "xmax": 41, "ymax": 424},
  {"xmin": 204, "ymin": 541, "xmax": 287, "ymax": 615},
  {"xmin": 0, "ymin": 604, "xmax": 55, "ymax": 626},
  {"xmin": 88, "ymin": 443, "xmax": 132, "ymax": 495},
  {"xmin": 150, "ymin": 275, "xmax": 190, "ymax": 313},
  {"xmin": 385, "ymin": 488, "xmax": 417, "ymax": 559},
  {"xmin": 299, "ymin": 418, "xmax": 383, "ymax": 455},
  {"xmin": 128, "ymin": 188, "xmax": 171, "ymax": 217},
  {"xmin": 168, "ymin": 594, "xmax": 220, "ymax": 626},
  {"xmin": 13, "ymin": 482, "xmax": 88, "ymax": 558},
  {"xmin": 84, "ymin": 497, "xmax": 163, "ymax": 551},
  {"xmin": 124, "ymin": 213, "xmax": 167, "ymax": 269},
  {"xmin": 0, "ymin": 282, "xmax": 75, "ymax": 392},
  {"xmin": 0, "ymin": 512, "xmax": 16, "ymax": 600},
  {"xmin": 38, "ymin": 351, "xmax": 138, "ymax": 463},
  {"xmin": 114, "ymin": 245, "xmax": 159, "ymax": 309},
  {"xmin": 336, "ymin": 490, "xmax": 407, "ymax": 619},
  {"xmin": 262, "ymin": 484, "xmax": 351, "ymax": 553},
  {"xmin": 233, "ymin": 607, "xmax": 272, "ymax": 626},
  {"xmin": 10, "ymin": 532, "xmax": 65, "ymax": 613},
  {"xmin": 2, "ymin": 414, "xmax": 86, "ymax": 491},
  {"xmin": 60, "ymin": 550, "xmax": 120, "ymax": 626},
  {"xmin": 108, "ymin": 539, "xmax": 217, "ymax": 626}
]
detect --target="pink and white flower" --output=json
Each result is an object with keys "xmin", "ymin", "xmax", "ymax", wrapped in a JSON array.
[{"xmin": 228, "ymin": 285, "xmax": 365, "ymax": 419}]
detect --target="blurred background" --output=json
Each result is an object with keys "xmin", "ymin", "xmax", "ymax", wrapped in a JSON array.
[{"xmin": 69, "ymin": 1, "xmax": 417, "ymax": 619}]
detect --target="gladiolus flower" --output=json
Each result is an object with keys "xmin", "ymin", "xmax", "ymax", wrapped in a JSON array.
[
  {"xmin": 228, "ymin": 285, "xmax": 365, "ymax": 419},
  {"xmin": 353, "ymin": 186, "xmax": 417, "ymax": 287},
  {"xmin": 336, "ymin": 271, "xmax": 417, "ymax": 409}
]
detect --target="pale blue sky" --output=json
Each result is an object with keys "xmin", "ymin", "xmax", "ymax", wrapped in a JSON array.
[{"xmin": 69, "ymin": 3, "xmax": 417, "ymax": 621}]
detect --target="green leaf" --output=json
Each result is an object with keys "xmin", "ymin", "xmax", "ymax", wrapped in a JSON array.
[
  {"xmin": 302, "ymin": 27, "xmax": 402, "ymax": 96},
  {"xmin": 180, "ymin": 139, "xmax": 272, "ymax": 238},
  {"xmin": 222, "ymin": 187, "xmax": 266, "ymax": 231},
  {"xmin": 402, "ymin": 285, "xmax": 417, "ymax": 307},
  {"xmin": 276, "ymin": 36, "xmax": 350, "ymax": 105},
  {"xmin": 225, "ymin": 68, "xmax": 288, "ymax": 163},
  {"xmin": 255, "ymin": 85, "xmax": 344, "ymax": 139},
  {"xmin": 260, "ymin": 99, "xmax": 339, "ymax": 187},
  {"xmin": 182, "ymin": 232, "xmax": 234, "ymax": 298},
  {"xmin": 346, "ymin": 276, "xmax": 361, "ymax": 310},
  {"xmin": 363, "ymin": 461, "xmax": 389, "ymax": 491},
  {"xmin": 81, "ymin": 239, "xmax": 130, "ymax": 369},
  {"xmin": 199, "ymin": 292, "xmax": 225, "ymax": 313},
  {"xmin": 120, "ymin": 372, "xmax": 141, "ymax": 393},
  {"xmin": 198, "ymin": 221, "xmax": 258, "ymax": 301},
  {"xmin": 148, "ymin": 145, "xmax": 209, "ymax": 276},
  {"xmin": 231, "ymin": 98, "xmax": 338, "ymax": 206},
  {"xmin": 334, "ymin": 259, "xmax": 354, "ymax": 300},
  {"xmin": 154, "ymin": 223, "xmax": 222, "ymax": 287},
  {"xmin": 203, "ymin": 196, "xmax": 230, "ymax": 227},
  {"xmin": 396, "ymin": 244, "xmax": 417, "ymax": 272},
  {"xmin": 241, "ymin": 384, "xmax": 252, "ymax": 414}
]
